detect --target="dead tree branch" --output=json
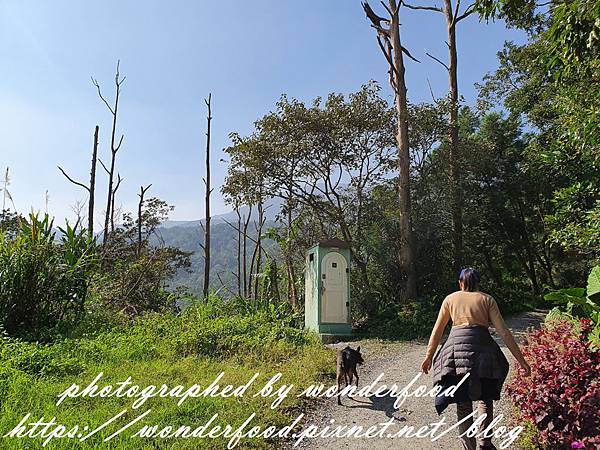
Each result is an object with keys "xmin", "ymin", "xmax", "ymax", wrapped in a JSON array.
[
  {"xmin": 94, "ymin": 60, "xmax": 126, "ymax": 246},
  {"xmin": 401, "ymin": 1, "xmax": 443, "ymax": 12},
  {"xmin": 137, "ymin": 184, "xmax": 152, "ymax": 255},
  {"xmin": 426, "ymin": 51, "xmax": 450, "ymax": 71},
  {"xmin": 58, "ymin": 166, "xmax": 90, "ymax": 192}
]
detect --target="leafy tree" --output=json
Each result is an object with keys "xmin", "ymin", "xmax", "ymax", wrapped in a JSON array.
[
  {"xmin": 95, "ymin": 198, "xmax": 191, "ymax": 316},
  {"xmin": 462, "ymin": 112, "xmax": 560, "ymax": 295},
  {"xmin": 476, "ymin": 0, "xmax": 599, "ymax": 265},
  {"xmin": 224, "ymin": 83, "xmax": 396, "ymax": 314}
]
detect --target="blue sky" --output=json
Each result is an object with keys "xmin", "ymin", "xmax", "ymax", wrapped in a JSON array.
[{"xmin": 0, "ymin": 0, "xmax": 524, "ymax": 225}]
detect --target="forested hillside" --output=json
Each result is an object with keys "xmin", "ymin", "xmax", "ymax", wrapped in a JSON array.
[{"xmin": 159, "ymin": 219, "xmax": 277, "ymax": 296}]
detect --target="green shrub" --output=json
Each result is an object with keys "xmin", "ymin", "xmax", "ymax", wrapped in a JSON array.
[
  {"xmin": 360, "ymin": 297, "xmax": 441, "ymax": 340},
  {"xmin": 172, "ymin": 299, "xmax": 317, "ymax": 362},
  {"xmin": 95, "ymin": 198, "xmax": 191, "ymax": 317},
  {"xmin": 488, "ymin": 284, "xmax": 539, "ymax": 314},
  {"xmin": 516, "ymin": 419, "xmax": 542, "ymax": 450},
  {"xmin": 0, "ymin": 336, "xmax": 83, "ymax": 378},
  {"xmin": 0, "ymin": 214, "xmax": 96, "ymax": 337},
  {"xmin": 544, "ymin": 265, "xmax": 600, "ymax": 349}
]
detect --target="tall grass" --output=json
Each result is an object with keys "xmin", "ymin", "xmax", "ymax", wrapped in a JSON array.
[{"xmin": 0, "ymin": 299, "xmax": 333, "ymax": 449}]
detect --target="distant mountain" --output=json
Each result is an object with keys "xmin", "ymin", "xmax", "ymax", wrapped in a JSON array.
[
  {"xmin": 162, "ymin": 198, "xmax": 282, "ymax": 229},
  {"xmin": 157, "ymin": 200, "xmax": 282, "ymax": 296}
]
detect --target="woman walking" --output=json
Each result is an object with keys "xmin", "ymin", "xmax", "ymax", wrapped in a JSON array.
[{"xmin": 421, "ymin": 268, "xmax": 531, "ymax": 450}]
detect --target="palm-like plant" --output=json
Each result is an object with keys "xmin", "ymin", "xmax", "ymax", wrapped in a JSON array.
[{"xmin": 0, "ymin": 213, "xmax": 97, "ymax": 338}]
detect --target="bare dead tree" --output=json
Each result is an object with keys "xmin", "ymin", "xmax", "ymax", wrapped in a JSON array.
[
  {"xmin": 97, "ymin": 159, "xmax": 123, "ymax": 234},
  {"xmin": 249, "ymin": 200, "xmax": 267, "ymax": 300},
  {"xmin": 202, "ymin": 93, "xmax": 213, "ymax": 300},
  {"xmin": 44, "ymin": 190, "xmax": 50, "ymax": 214},
  {"xmin": 402, "ymin": 0, "xmax": 474, "ymax": 271},
  {"xmin": 1, "ymin": 167, "xmax": 9, "ymax": 215},
  {"xmin": 58, "ymin": 125, "xmax": 99, "ymax": 237},
  {"xmin": 363, "ymin": 0, "xmax": 418, "ymax": 299},
  {"xmin": 215, "ymin": 271, "xmax": 237, "ymax": 297},
  {"xmin": 88, "ymin": 126, "xmax": 99, "ymax": 236},
  {"xmin": 71, "ymin": 199, "xmax": 86, "ymax": 225},
  {"xmin": 92, "ymin": 61, "xmax": 125, "ymax": 245},
  {"xmin": 1, "ymin": 167, "xmax": 18, "ymax": 220},
  {"xmin": 222, "ymin": 212, "xmax": 243, "ymax": 297},
  {"xmin": 137, "ymin": 184, "xmax": 152, "ymax": 255},
  {"xmin": 235, "ymin": 207, "xmax": 242, "ymax": 296},
  {"xmin": 110, "ymin": 173, "xmax": 123, "ymax": 233},
  {"xmin": 223, "ymin": 209, "xmax": 261, "ymax": 298}
]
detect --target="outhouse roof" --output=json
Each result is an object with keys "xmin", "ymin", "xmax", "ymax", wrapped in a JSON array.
[{"xmin": 315, "ymin": 238, "xmax": 350, "ymax": 249}]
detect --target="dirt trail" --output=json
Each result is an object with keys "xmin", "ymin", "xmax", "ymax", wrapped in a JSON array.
[{"xmin": 292, "ymin": 311, "xmax": 545, "ymax": 450}]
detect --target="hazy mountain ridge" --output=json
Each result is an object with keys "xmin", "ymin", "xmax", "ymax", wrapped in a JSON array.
[
  {"xmin": 162, "ymin": 198, "xmax": 283, "ymax": 229},
  {"xmin": 157, "ymin": 207, "xmax": 279, "ymax": 296}
]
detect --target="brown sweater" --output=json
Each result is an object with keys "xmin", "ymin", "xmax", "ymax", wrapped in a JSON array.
[{"xmin": 425, "ymin": 290, "xmax": 519, "ymax": 360}]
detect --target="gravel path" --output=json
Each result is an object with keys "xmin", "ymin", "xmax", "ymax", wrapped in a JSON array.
[{"xmin": 291, "ymin": 311, "xmax": 545, "ymax": 450}]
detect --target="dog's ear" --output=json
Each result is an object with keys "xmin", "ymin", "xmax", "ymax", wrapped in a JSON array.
[{"xmin": 356, "ymin": 346, "xmax": 361, "ymax": 353}]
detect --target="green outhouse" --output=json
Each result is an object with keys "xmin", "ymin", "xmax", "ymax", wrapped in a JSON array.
[{"xmin": 304, "ymin": 238, "xmax": 352, "ymax": 339}]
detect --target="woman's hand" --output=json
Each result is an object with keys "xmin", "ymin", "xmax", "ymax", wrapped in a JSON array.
[
  {"xmin": 421, "ymin": 356, "xmax": 432, "ymax": 374},
  {"xmin": 519, "ymin": 360, "xmax": 531, "ymax": 377}
]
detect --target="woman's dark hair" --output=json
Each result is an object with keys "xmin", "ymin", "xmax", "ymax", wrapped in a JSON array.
[{"xmin": 459, "ymin": 268, "xmax": 481, "ymax": 292}]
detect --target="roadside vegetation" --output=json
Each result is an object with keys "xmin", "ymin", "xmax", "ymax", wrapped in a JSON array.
[{"xmin": 0, "ymin": 297, "xmax": 330, "ymax": 448}]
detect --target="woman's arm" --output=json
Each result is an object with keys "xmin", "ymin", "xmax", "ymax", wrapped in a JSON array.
[
  {"xmin": 421, "ymin": 299, "xmax": 450, "ymax": 374},
  {"xmin": 488, "ymin": 298, "xmax": 531, "ymax": 376}
]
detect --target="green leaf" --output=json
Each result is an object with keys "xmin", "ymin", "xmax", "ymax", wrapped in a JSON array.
[
  {"xmin": 561, "ymin": 287, "xmax": 587, "ymax": 297},
  {"xmin": 544, "ymin": 288, "xmax": 586, "ymax": 304},
  {"xmin": 587, "ymin": 266, "xmax": 600, "ymax": 302}
]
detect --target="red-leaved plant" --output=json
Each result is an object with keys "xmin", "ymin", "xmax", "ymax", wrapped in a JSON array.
[{"xmin": 506, "ymin": 319, "xmax": 600, "ymax": 449}]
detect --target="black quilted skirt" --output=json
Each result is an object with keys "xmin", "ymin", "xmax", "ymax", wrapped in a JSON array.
[{"xmin": 432, "ymin": 325, "xmax": 509, "ymax": 414}]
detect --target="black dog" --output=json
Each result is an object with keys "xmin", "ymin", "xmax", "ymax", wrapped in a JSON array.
[{"xmin": 336, "ymin": 346, "xmax": 364, "ymax": 405}]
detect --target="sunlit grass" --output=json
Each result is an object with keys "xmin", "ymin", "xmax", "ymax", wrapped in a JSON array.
[{"xmin": 0, "ymin": 306, "xmax": 334, "ymax": 449}]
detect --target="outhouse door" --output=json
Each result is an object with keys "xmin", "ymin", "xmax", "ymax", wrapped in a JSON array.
[{"xmin": 321, "ymin": 251, "xmax": 348, "ymax": 323}]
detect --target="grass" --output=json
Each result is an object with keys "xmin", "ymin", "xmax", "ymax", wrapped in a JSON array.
[{"xmin": 0, "ymin": 301, "xmax": 334, "ymax": 449}]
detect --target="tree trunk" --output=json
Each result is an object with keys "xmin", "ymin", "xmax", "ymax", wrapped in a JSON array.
[
  {"xmin": 235, "ymin": 207, "xmax": 242, "ymax": 297},
  {"xmin": 515, "ymin": 198, "xmax": 540, "ymax": 296},
  {"xmin": 285, "ymin": 193, "xmax": 298, "ymax": 308},
  {"xmin": 242, "ymin": 206, "xmax": 252, "ymax": 298},
  {"xmin": 202, "ymin": 94, "xmax": 212, "ymax": 300},
  {"xmin": 536, "ymin": 246, "xmax": 557, "ymax": 289},
  {"xmin": 110, "ymin": 174, "xmax": 122, "ymax": 234},
  {"xmin": 444, "ymin": 0, "xmax": 463, "ymax": 273},
  {"xmin": 138, "ymin": 189, "xmax": 143, "ymax": 254},
  {"xmin": 252, "ymin": 201, "xmax": 265, "ymax": 301},
  {"xmin": 88, "ymin": 125, "xmax": 99, "ymax": 238},
  {"xmin": 97, "ymin": 62, "xmax": 124, "ymax": 246},
  {"xmin": 103, "ymin": 97, "xmax": 120, "ymax": 244},
  {"xmin": 137, "ymin": 184, "xmax": 151, "ymax": 256},
  {"xmin": 388, "ymin": 0, "xmax": 418, "ymax": 299}
]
